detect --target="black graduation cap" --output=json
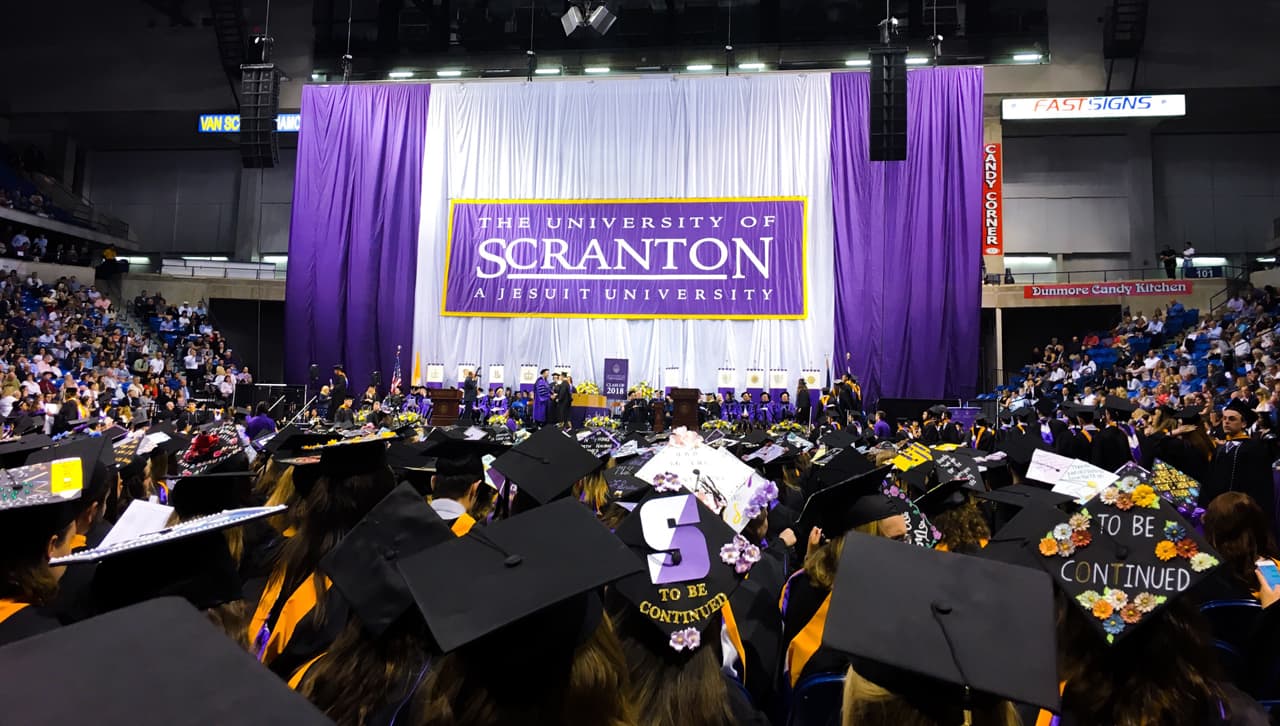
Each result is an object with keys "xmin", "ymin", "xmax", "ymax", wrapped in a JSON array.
[
  {"xmin": 814, "ymin": 447, "xmax": 875, "ymax": 488},
  {"xmin": 489, "ymin": 427, "xmax": 602, "ymax": 505},
  {"xmin": 927, "ymin": 404, "xmax": 948, "ymax": 417},
  {"xmin": 0, "ymin": 597, "xmax": 333, "ymax": 725},
  {"xmin": 174, "ymin": 424, "xmax": 246, "ymax": 476},
  {"xmin": 88, "ymin": 530, "xmax": 243, "ymax": 612},
  {"xmin": 973, "ymin": 484, "xmax": 1076, "ymax": 511},
  {"xmin": 428, "ymin": 438, "xmax": 510, "ymax": 480},
  {"xmin": 1103, "ymin": 395, "xmax": 1137, "ymax": 416},
  {"xmin": 398, "ymin": 498, "xmax": 642, "ymax": 653},
  {"xmin": 820, "ymin": 430, "xmax": 857, "ymax": 449},
  {"xmin": 611, "ymin": 491, "xmax": 744, "ymax": 648},
  {"xmin": 996, "ymin": 408, "xmax": 1014, "ymax": 423},
  {"xmin": 166, "ymin": 470, "xmax": 256, "ymax": 519},
  {"xmin": 896, "ymin": 460, "xmax": 937, "ymax": 494},
  {"xmin": 1063, "ymin": 403, "xmax": 1096, "ymax": 422},
  {"xmin": 796, "ymin": 465, "xmax": 898, "ymax": 537},
  {"xmin": 913, "ymin": 479, "xmax": 971, "ymax": 519},
  {"xmin": 0, "ymin": 432, "xmax": 52, "ymax": 468},
  {"xmin": 1013, "ymin": 406, "xmax": 1036, "ymax": 422},
  {"xmin": 1175, "ymin": 408, "xmax": 1202, "ymax": 425},
  {"xmin": 281, "ymin": 435, "xmax": 395, "ymax": 483},
  {"xmin": 262, "ymin": 424, "xmax": 332, "ymax": 457},
  {"xmin": 319, "ymin": 483, "xmax": 454, "ymax": 636},
  {"xmin": 1036, "ymin": 494, "xmax": 1220, "ymax": 645},
  {"xmin": 822, "ymin": 532, "xmax": 1060, "ymax": 714},
  {"xmin": 1224, "ymin": 399, "xmax": 1257, "ymax": 426},
  {"xmin": 997, "ymin": 430, "xmax": 1047, "ymax": 467}
]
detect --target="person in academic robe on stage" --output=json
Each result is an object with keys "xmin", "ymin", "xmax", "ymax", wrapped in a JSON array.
[
  {"xmin": 704, "ymin": 393, "xmax": 722, "ymax": 421},
  {"xmin": 487, "ymin": 386, "xmax": 508, "ymax": 417},
  {"xmin": 328, "ymin": 364, "xmax": 348, "ymax": 421},
  {"xmin": 778, "ymin": 391, "xmax": 796, "ymax": 422},
  {"xmin": 333, "ymin": 395, "xmax": 356, "ymax": 427},
  {"xmin": 314, "ymin": 385, "xmax": 331, "ymax": 421},
  {"xmin": 1204, "ymin": 400, "xmax": 1277, "ymax": 535},
  {"xmin": 920, "ymin": 406, "xmax": 943, "ymax": 445},
  {"xmin": 1092, "ymin": 395, "xmax": 1142, "ymax": 471},
  {"xmin": 461, "ymin": 369, "xmax": 479, "ymax": 424},
  {"xmin": 546, "ymin": 371, "xmax": 563, "ymax": 426},
  {"xmin": 739, "ymin": 391, "xmax": 756, "ymax": 427},
  {"xmin": 531, "ymin": 370, "xmax": 552, "ymax": 428},
  {"xmin": 758, "ymin": 392, "xmax": 776, "ymax": 426},
  {"xmin": 795, "ymin": 379, "xmax": 811, "ymax": 426},
  {"xmin": 623, "ymin": 388, "xmax": 650, "ymax": 431},
  {"xmin": 359, "ymin": 384, "xmax": 379, "ymax": 411},
  {"xmin": 557, "ymin": 374, "xmax": 575, "ymax": 429}
]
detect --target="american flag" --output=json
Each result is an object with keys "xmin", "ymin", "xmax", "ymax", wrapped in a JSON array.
[{"xmin": 389, "ymin": 345, "xmax": 403, "ymax": 393}]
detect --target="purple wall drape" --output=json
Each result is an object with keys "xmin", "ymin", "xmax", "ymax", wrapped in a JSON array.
[
  {"xmin": 285, "ymin": 84, "xmax": 429, "ymax": 388},
  {"xmin": 830, "ymin": 67, "xmax": 982, "ymax": 407}
]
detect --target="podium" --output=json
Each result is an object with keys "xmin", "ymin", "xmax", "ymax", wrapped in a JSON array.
[
  {"xmin": 426, "ymin": 388, "xmax": 462, "ymax": 427},
  {"xmin": 670, "ymin": 388, "xmax": 701, "ymax": 430},
  {"xmin": 650, "ymin": 400, "xmax": 667, "ymax": 433}
]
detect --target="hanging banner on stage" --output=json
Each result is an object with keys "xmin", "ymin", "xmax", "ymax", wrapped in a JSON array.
[
  {"xmin": 745, "ymin": 368, "xmax": 765, "ymax": 395},
  {"xmin": 717, "ymin": 368, "xmax": 737, "ymax": 395},
  {"xmin": 768, "ymin": 368, "xmax": 788, "ymax": 394},
  {"xmin": 554, "ymin": 364, "xmax": 572, "ymax": 379},
  {"xmin": 663, "ymin": 367, "xmax": 682, "ymax": 394},
  {"xmin": 603, "ymin": 358, "xmax": 629, "ymax": 401},
  {"xmin": 441, "ymin": 198, "xmax": 806, "ymax": 319},
  {"xmin": 518, "ymin": 364, "xmax": 538, "ymax": 393},
  {"xmin": 488, "ymin": 365, "xmax": 504, "ymax": 385},
  {"xmin": 425, "ymin": 363, "xmax": 445, "ymax": 389}
]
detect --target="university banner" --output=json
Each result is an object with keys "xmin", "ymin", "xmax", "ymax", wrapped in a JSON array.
[
  {"xmin": 441, "ymin": 198, "xmax": 806, "ymax": 319},
  {"xmin": 603, "ymin": 358, "xmax": 629, "ymax": 401}
]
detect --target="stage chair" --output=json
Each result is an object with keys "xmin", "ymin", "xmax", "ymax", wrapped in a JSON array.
[{"xmin": 785, "ymin": 672, "xmax": 844, "ymax": 726}]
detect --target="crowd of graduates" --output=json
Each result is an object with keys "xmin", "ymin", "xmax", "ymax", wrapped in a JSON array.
[{"xmin": 1, "ymin": 363, "xmax": 1279, "ymax": 726}]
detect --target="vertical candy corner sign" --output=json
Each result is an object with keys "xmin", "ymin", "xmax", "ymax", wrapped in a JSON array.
[
  {"xmin": 982, "ymin": 143, "xmax": 1003, "ymax": 256},
  {"xmin": 440, "ymin": 198, "xmax": 807, "ymax": 320}
]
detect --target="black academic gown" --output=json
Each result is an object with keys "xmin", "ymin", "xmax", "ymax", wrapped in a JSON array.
[
  {"xmin": 1205, "ymin": 437, "xmax": 1276, "ymax": 532},
  {"xmin": 940, "ymin": 422, "xmax": 964, "ymax": 445},
  {"xmin": 1092, "ymin": 424, "xmax": 1138, "ymax": 472},
  {"xmin": 329, "ymin": 375, "xmax": 348, "ymax": 418},
  {"xmin": 921, "ymin": 424, "xmax": 941, "ymax": 445},
  {"xmin": 0, "ymin": 602, "xmax": 60, "ymax": 646},
  {"xmin": 970, "ymin": 428, "xmax": 996, "ymax": 453},
  {"xmin": 1044, "ymin": 418, "xmax": 1073, "ymax": 456}
]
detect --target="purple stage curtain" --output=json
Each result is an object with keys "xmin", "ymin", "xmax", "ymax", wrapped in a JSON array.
[
  {"xmin": 285, "ymin": 84, "xmax": 429, "ymax": 388},
  {"xmin": 830, "ymin": 67, "xmax": 982, "ymax": 406}
]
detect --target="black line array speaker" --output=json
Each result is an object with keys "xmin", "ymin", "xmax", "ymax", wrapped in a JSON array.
[
  {"xmin": 240, "ymin": 63, "xmax": 281, "ymax": 169},
  {"xmin": 869, "ymin": 47, "xmax": 908, "ymax": 162}
]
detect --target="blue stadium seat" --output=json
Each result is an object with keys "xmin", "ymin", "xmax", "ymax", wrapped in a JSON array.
[{"xmin": 786, "ymin": 672, "xmax": 844, "ymax": 726}]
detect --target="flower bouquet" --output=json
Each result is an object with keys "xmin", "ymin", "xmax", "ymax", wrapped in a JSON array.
[
  {"xmin": 634, "ymin": 381, "xmax": 658, "ymax": 400},
  {"xmin": 487, "ymin": 413, "xmax": 509, "ymax": 427},
  {"xmin": 768, "ymin": 421, "xmax": 806, "ymax": 436},
  {"xmin": 583, "ymin": 415, "xmax": 619, "ymax": 430},
  {"xmin": 576, "ymin": 380, "xmax": 600, "ymax": 395},
  {"xmin": 701, "ymin": 419, "xmax": 734, "ymax": 433}
]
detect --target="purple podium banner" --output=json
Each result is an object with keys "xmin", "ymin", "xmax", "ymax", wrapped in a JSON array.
[
  {"xmin": 441, "ymin": 198, "xmax": 806, "ymax": 319},
  {"xmin": 603, "ymin": 358, "xmax": 629, "ymax": 401}
]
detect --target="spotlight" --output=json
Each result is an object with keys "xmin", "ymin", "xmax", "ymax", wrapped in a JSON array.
[
  {"xmin": 562, "ymin": 2, "xmax": 617, "ymax": 36},
  {"xmin": 686, "ymin": 63, "xmax": 713, "ymax": 71}
]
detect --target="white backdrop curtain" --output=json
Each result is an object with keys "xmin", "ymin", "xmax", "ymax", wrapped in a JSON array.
[{"xmin": 411, "ymin": 73, "xmax": 834, "ymax": 392}]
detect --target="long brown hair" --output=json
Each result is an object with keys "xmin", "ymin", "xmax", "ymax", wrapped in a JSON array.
[
  {"xmin": 1176, "ymin": 423, "xmax": 1215, "ymax": 462},
  {"xmin": 1058, "ymin": 593, "xmax": 1226, "ymax": 725},
  {"xmin": 272, "ymin": 468, "xmax": 395, "ymax": 620},
  {"xmin": 299, "ymin": 611, "xmax": 433, "ymax": 725},
  {"xmin": 804, "ymin": 534, "xmax": 847, "ymax": 590},
  {"xmin": 409, "ymin": 601, "xmax": 634, "ymax": 726},
  {"xmin": 841, "ymin": 666, "xmax": 1019, "ymax": 726},
  {"xmin": 1203, "ymin": 491, "xmax": 1280, "ymax": 590},
  {"xmin": 0, "ymin": 513, "xmax": 73, "ymax": 605},
  {"xmin": 608, "ymin": 601, "xmax": 735, "ymax": 726}
]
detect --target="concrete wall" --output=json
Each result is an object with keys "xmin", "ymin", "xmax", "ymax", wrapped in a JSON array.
[
  {"xmin": 0, "ymin": 259, "xmax": 97, "ymax": 286},
  {"xmin": 119, "ymin": 273, "xmax": 285, "ymax": 307}
]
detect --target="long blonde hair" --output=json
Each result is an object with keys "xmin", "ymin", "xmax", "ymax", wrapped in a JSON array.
[{"xmin": 841, "ymin": 667, "xmax": 1019, "ymax": 726}]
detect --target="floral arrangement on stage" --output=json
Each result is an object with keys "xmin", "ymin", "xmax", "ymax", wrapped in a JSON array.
[
  {"xmin": 701, "ymin": 419, "xmax": 734, "ymax": 433},
  {"xmin": 487, "ymin": 413, "xmax": 510, "ymax": 427},
  {"xmin": 396, "ymin": 410, "xmax": 423, "ymax": 426},
  {"xmin": 576, "ymin": 381, "xmax": 600, "ymax": 395},
  {"xmin": 354, "ymin": 409, "xmax": 370, "ymax": 424},
  {"xmin": 583, "ymin": 415, "xmax": 619, "ymax": 430},
  {"xmin": 634, "ymin": 381, "xmax": 658, "ymax": 400},
  {"xmin": 769, "ymin": 421, "xmax": 807, "ymax": 436}
]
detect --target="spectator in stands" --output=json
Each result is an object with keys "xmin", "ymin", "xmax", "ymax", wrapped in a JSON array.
[
  {"xmin": 9, "ymin": 228, "xmax": 30, "ymax": 258},
  {"xmin": 1182, "ymin": 241, "xmax": 1196, "ymax": 277}
]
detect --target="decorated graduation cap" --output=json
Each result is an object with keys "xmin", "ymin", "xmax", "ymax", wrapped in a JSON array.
[
  {"xmin": 261, "ymin": 424, "xmax": 331, "ymax": 458},
  {"xmin": 913, "ymin": 479, "xmax": 971, "ymax": 519},
  {"xmin": 611, "ymin": 490, "xmax": 745, "ymax": 653},
  {"xmin": 931, "ymin": 449, "xmax": 984, "ymax": 492},
  {"xmin": 1150, "ymin": 459, "xmax": 1202, "ymax": 520},
  {"xmin": 489, "ymin": 427, "xmax": 603, "ymax": 505},
  {"xmin": 822, "ymin": 532, "xmax": 1060, "ymax": 715},
  {"xmin": 0, "ymin": 597, "xmax": 333, "ymax": 725},
  {"xmin": 28, "ymin": 435, "xmax": 111, "ymax": 504},
  {"xmin": 175, "ymin": 423, "xmax": 245, "ymax": 476},
  {"xmin": 399, "ymin": 498, "xmax": 641, "ymax": 653},
  {"xmin": 1033, "ymin": 485, "xmax": 1220, "ymax": 644},
  {"xmin": 0, "ymin": 458, "xmax": 84, "ymax": 537},
  {"xmin": 320, "ymin": 483, "xmax": 454, "ymax": 636},
  {"xmin": 796, "ymin": 465, "xmax": 899, "ymax": 537},
  {"xmin": 279, "ymin": 433, "xmax": 397, "ymax": 492}
]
